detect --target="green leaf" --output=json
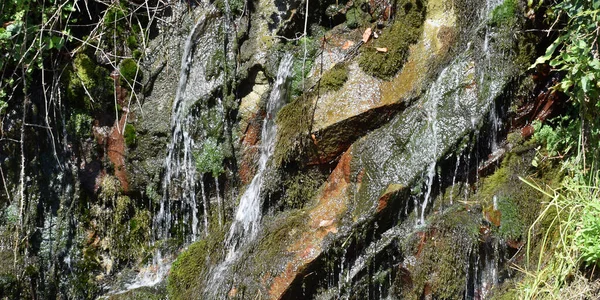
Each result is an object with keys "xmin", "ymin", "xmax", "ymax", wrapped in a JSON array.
[
  {"xmin": 582, "ymin": 75, "xmax": 589, "ymax": 92},
  {"xmin": 530, "ymin": 39, "xmax": 562, "ymax": 69}
]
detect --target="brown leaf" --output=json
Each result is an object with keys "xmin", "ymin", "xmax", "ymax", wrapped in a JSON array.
[
  {"xmin": 342, "ymin": 40, "xmax": 355, "ymax": 50},
  {"xmin": 376, "ymin": 47, "xmax": 388, "ymax": 53},
  {"xmin": 362, "ymin": 27, "xmax": 372, "ymax": 43}
]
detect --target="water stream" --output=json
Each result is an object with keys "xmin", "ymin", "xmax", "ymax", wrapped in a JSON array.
[
  {"xmin": 205, "ymin": 53, "xmax": 293, "ymax": 296},
  {"xmin": 120, "ymin": 10, "xmax": 214, "ymax": 290}
]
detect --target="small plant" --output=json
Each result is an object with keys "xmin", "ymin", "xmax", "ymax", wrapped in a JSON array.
[
  {"xmin": 67, "ymin": 112, "xmax": 93, "ymax": 139},
  {"xmin": 195, "ymin": 137, "xmax": 225, "ymax": 177}
]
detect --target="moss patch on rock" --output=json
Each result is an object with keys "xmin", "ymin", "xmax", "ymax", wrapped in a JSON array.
[
  {"xmin": 359, "ymin": 0, "xmax": 427, "ymax": 79},
  {"xmin": 320, "ymin": 63, "xmax": 349, "ymax": 92},
  {"xmin": 167, "ymin": 229, "xmax": 226, "ymax": 299},
  {"xmin": 273, "ymin": 93, "xmax": 313, "ymax": 166},
  {"xmin": 65, "ymin": 53, "xmax": 113, "ymax": 110}
]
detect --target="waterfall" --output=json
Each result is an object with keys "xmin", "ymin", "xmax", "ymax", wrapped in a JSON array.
[
  {"xmin": 224, "ymin": 53, "xmax": 293, "ymax": 256},
  {"xmin": 121, "ymin": 10, "xmax": 214, "ymax": 290},
  {"xmin": 206, "ymin": 53, "xmax": 293, "ymax": 295}
]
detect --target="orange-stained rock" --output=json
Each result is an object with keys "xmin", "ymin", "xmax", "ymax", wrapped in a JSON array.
[
  {"xmin": 268, "ymin": 149, "xmax": 353, "ymax": 299},
  {"xmin": 239, "ymin": 113, "xmax": 262, "ymax": 184}
]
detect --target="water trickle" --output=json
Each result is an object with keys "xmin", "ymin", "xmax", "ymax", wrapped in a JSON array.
[
  {"xmin": 224, "ymin": 53, "xmax": 293, "ymax": 254},
  {"xmin": 123, "ymin": 10, "xmax": 214, "ymax": 290},
  {"xmin": 207, "ymin": 53, "xmax": 293, "ymax": 294}
]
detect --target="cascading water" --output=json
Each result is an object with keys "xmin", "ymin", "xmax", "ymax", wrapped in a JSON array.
[
  {"xmin": 225, "ymin": 53, "xmax": 293, "ymax": 255},
  {"xmin": 206, "ymin": 53, "xmax": 293, "ymax": 295},
  {"xmin": 121, "ymin": 10, "xmax": 215, "ymax": 290}
]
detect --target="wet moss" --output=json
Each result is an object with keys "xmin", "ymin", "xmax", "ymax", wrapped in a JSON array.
[
  {"xmin": 126, "ymin": 35, "xmax": 138, "ymax": 50},
  {"xmin": 358, "ymin": 0, "xmax": 427, "ymax": 79},
  {"xmin": 124, "ymin": 123, "xmax": 137, "ymax": 147},
  {"xmin": 345, "ymin": 7, "xmax": 370, "ymax": 29},
  {"xmin": 320, "ymin": 63, "xmax": 348, "ymax": 92},
  {"xmin": 120, "ymin": 58, "xmax": 141, "ymax": 87},
  {"xmin": 167, "ymin": 228, "xmax": 226, "ymax": 299},
  {"xmin": 65, "ymin": 53, "xmax": 113, "ymax": 110},
  {"xmin": 496, "ymin": 196, "xmax": 523, "ymax": 241},
  {"xmin": 281, "ymin": 168, "xmax": 326, "ymax": 209},
  {"xmin": 273, "ymin": 93, "xmax": 313, "ymax": 166},
  {"xmin": 490, "ymin": 0, "xmax": 518, "ymax": 27},
  {"xmin": 67, "ymin": 112, "xmax": 93, "ymax": 140},
  {"xmin": 401, "ymin": 208, "xmax": 479, "ymax": 299}
]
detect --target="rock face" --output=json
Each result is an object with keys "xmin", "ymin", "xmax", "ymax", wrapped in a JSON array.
[
  {"xmin": 0, "ymin": 0, "xmax": 552, "ymax": 297},
  {"xmin": 177, "ymin": 0, "xmax": 532, "ymax": 298}
]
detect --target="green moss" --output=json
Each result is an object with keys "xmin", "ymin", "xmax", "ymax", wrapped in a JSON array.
[
  {"xmin": 65, "ymin": 53, "xmax": 113, "ymax": 110},
  {"xmin": 282, "ymin": 168, "xmax": 326, "ymax": 209},
  {"xmin": 205, "ymin": 50, "xmax": 224, "ymax": 80},
  {"xmin": 67, "ymin": 112, "xmax": 93, "ymax": 139},
  {"xmin": 358, "ymin": 0, "xmax": 427, "ymax": 79},
  {"xmin": 167, "ymin": 229, "xmax": 225, "ymax": 299},
  {"xmin": 497, "ymin": 197, "xmax": 524, "ymax": 240},
  {"xmin": 126, "ymin": 35, "xmax": 138, "ymax": 50},
  {"xmin": 345, "ymin": 7, "xmax": 369, "ymax": 29},
  {"xmin": 120, "ymin": 58, "xmax": 141, "ymax": 87},
  {"xmin": 124, "ymin": 123, "xmax": 137, "ymax": 147},
  {"xmin": 401, "ymin": 208, "xmax": 479, "ymax": 299},
  {"xmin": 290, "ymin": 37, "xmax": 319, "ymax": 97},
  {"xmin": 273, "ymin": 94, "xmax": 313, "ymax": 166},
  {"xmin": 490, "ymin": 0, "xmax": 518, "ymax": 27},
  {"xmin": 132, "ymin": 49, "xmax": 142, "ymax": 60},
  {"xmin": 320, "ymin": 63, "xmax": 348, "ymax": 92}
]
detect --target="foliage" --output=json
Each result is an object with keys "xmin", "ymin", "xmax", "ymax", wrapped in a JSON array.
[
  {"xmin": 167, "ymin": 229, "xmax": 225, "ymax": 299},
  {"xmin": 517, "ymin": 166, "xmax": 600, "ymax": 298},
  {"xmin": 290, "ymin": 36, "xmax": 319, "ymax": 97},
  {"xmin": 282, "ymin": 169, "xmax": 326, "ymax": 209},
  {"xmin": 359, "ymin": 0, "xmax": 427, "ymax": 79},
  {"xmin": 194, "ymin": 137, "xmax": 225, "ymax": 177},
  {"xmin": 532, "ymin": 0, "xmax": 600, "ymax": 160},
  {"xmin": 497, "ymin": 197, "xmax": 524, "ymax": 240},
  {"xmin": 120, "ymin": 58, "xmax": 141, "ymax": 87},
  {"xmin": 320, "ymin": 63, "xmax": 348, "ymax": 92},
  {"xmin": 65, "ymin": 53, "xmax": 114, "ymax": 110}
]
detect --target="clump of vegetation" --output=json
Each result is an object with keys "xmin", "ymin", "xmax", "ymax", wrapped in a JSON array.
[
  {"xmin": 67, "ymin": 112, "xmax": 93, "ymax": 139},
  {"xmin": 496, "ymin": 197, "xmax": 524, "ymax": 241},
  {"xmin": 273, "ymin": 94, "xmax": 313, "ymax": 166},
  {"xmin": 399, "ymin": 208, "xmax": 479, "ymax": 299},
  {"xmin": 511, "ymin": 0, "xmax": 600, "ymax": 297},
  {"xmin": 345, "ymin": 6, "xmax": 370, "ymax": 29},
  {"xmin": 167, "ymin": 229, "xmax": 225, "ymax": 299},
  {"xmin": 119, "ymin": 58, "xmax": 141, "ymax": 87},
  {"xmin": 359, "ymin": 0, "xmax": 427, "ymax": 79},
  {"xmin": 124, "ymin": 123, "xmax": 137, "ymax": 147},
  {"xmin": 194, "ymin": 137, "xmax": 225, "ymax": 177},
  {"xmin": 65, "ymin": 53, "xmax": 114, "ymax": 110},
  {"xmin": 320, "ymin": 63, "xmax": 349, "ymax": 92},
  {"xmin": 290, "ymin": 36, "xmax": 320, "ymax": 97},
  {"xmin": 282, "ymin": 168, "xmax": 326, "ymax": 209},
  {"xmin": 490, "ymin": 0, "xmax": 518, "ymax": 26}
]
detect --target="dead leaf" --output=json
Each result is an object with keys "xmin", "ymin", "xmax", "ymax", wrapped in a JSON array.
[
  {"xmin": 376, "ymin": 47, "xmax": 388, "ymax": 53},
  {"xmin": 342, "ymin": 40, "xmax": 355, "ymax": 50},
  {"xmin": 362, "ymin": 27, "xmax": 372, "ymax": 43}
]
